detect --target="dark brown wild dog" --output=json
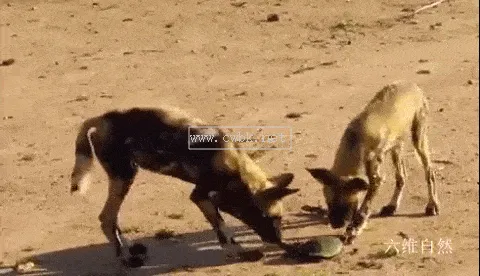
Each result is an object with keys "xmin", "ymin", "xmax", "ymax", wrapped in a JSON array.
[
  {"xmin": 307, "ymin": 81, "xmax": 439, "ymax": 244},
  {"xmin": 70, "ymin": 106, "xmax": 298, "ymax": 267}
]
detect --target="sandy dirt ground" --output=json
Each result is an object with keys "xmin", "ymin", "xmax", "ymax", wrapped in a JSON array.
[{"xmin": 1, "ymin": 0, "xmax": 479, "ymax": 275}]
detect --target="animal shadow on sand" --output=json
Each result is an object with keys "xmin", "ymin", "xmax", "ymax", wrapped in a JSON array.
[{"xmin": 21, "ymin": 215, "xmax": 328, "ymax": 276}]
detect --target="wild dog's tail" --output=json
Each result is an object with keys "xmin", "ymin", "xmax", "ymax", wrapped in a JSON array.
[{"xmin": 70, "ymin": 118, "xmax": 100, "ymax": 194}]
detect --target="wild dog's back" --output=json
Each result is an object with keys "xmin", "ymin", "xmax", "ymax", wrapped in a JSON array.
[
  {"xmin": 70, "ymin": 107, "xmax": 228, "ymax": 193},
  {"xmin": 331, "ymin": 81, "xmax": 428, "ymax": 177},
  {"xmin": 356, "ymin": 81, "xmax": 427, "ymax": 144}
]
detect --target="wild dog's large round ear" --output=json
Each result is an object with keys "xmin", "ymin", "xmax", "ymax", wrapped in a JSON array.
[
  {"xmin": 268, "ymin": 173, "xmax": 294, "ymax": 188},
  {"xmin": 257, "ymin": 186, "xmax": 300, "ymax": 202},
  {"xmin": 345, "ymin": 177, "xmax": 369, "ymax": 193},
  {"xmin": 306, "ymin": 168, "xmax": 338, "ymax": 186}
]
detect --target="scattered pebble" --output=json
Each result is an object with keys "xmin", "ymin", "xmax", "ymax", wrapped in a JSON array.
[
  {"xmin": 69, "ymin": 95, "xmax": 89, "ymax": 102},
  {"xmin": 285, "ymin": 112, "xmax": 302, "ymax": 119},
  {"xmin": 291, "ymin": 65, "xmax": 316, "ymax": 75},
  {"xmin": 357, "ymin": 260, "xmax": 383, "ymax": 269},
  {"xmin": 429, "ymin": 22, "xmax": 443, "ymax": 30},
  {"xmin": 418, "ymin": 59, "xmax": 429, "ymax": 63},
  {"xmin": 19, "ymin": 154, "xmax": 35, "ymax": 162},
  {"xmin": 320, "ymin": 60, "xmax": 337, "ymax": 66},
  {"xmin": 233, "ymin": 91, "xmax": 247, "ymax": 97},
  {"xmin": 79, "ymin": 66, "xmax": 88, "ymax": 70},
  {"xmin": 305, "ymin": 153, "xmax": 318, "ymax": 158},
  {"xmin": 0, "ymin": 58, "xmax": 15, "ymax": 66},
  {"xmin": 416, "ymin": 69, "xmax": 431, "ymax": 75},
  {"xmin": 21, "ymin": 246, "xmax": 35, "ymax": 252},
  {"xmin": 231, "ymin": 1, "xmax": 247, "ymax": 7},
  {"xmin": 122, "ymin": 18, "xmax": 133, "ymax": 22},
  {"xmin": 2, "ymin": 116, "xmax": 13, "ymax": 120},
  {"xmin": 266, "ymin": 13, "xmax": 279, "ymax": 22},
  {"xmin": 467, "ymin": 79, "xmax": 478, "ymax": 85},
  {"xmin": 438, "ymin": 107, "xmax": 444, "ymax": 112},
  {"xmin": 397, "ymin": 231, "xmax": 409, "ymax": 239},
  {"xmin": 165, "ymin": 23, "xmax": 174, "ymax": 28}
]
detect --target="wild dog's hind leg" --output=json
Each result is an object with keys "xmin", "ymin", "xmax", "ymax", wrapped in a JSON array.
[
  {"xmin": 412, "ymin": 107, "xmax": 439, "ymax": 216},
  {"xmin": 379, "ymin": 143, "xmax": 407, "ymax": 216},
  {"xmin": 97, "ymin": 154, "xmax": 146, "ymax": 267}
]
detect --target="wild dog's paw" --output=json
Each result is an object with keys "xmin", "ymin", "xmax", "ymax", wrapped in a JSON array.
[
  {"xmin": 121, "ymin": 256, "xmax": 145, "ymax": 268},
  {"xmin": 379, "ymin": 205, "xmax": 397, "ymax": 217},
  {"xmin": 129, "ymin": 243, "xmax": 148, "ymax": 256},
  {"xmin": 342, "ymin": 227, "xmax": 358, "ymax": 245},
  {"xmin": 425, "ymin": 202, "xmax": 440, "ymax": 216}
]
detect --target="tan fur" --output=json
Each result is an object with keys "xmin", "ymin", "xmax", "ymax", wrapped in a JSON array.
[
  {"xmin": 213, "ymin": 140, "xmax": 284, "ymax": 217},
  {"xmin": 331, "ymin": 81, "xmax": 427, "ymax": 179},
  {"xmin": 70, "ymin": 127, "xmax": 98, "ymax": 194},
  {"xmin": 71, "ymin": 154, "xmax": 93, "ymax": 194},
  {"xmin": 316, "ymin": 81, "xmax": 439, "ymax": 243}
]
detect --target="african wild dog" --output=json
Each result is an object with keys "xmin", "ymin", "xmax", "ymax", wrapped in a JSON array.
[
  {"xmin": 307, "ymin": 81, "xmax": 439, "ymax": 244},
  {"xmin": 70, "ymin": 106, "xmax": 299, "ymax": 267}
]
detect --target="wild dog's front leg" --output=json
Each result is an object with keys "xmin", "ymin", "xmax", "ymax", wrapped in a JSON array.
[
  {"xmin": 380, "ymin": 144, "xmax": 407, "ymax": 216},
  {"xmin": 345, "ymin": 156, "xmax": 384, "ymax": 244},
  {"xmin": 189, "ymin": 189, "xmax": 243, "ymax": 258}
]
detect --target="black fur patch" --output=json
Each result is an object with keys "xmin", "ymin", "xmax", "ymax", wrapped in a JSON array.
[
  {"xmin": 79, "ymin": 108, "xmax": 239, "ymax": 188},
  {"xmin": 344, "ymin": 128, "xmax": 359, "ymax": 151}
]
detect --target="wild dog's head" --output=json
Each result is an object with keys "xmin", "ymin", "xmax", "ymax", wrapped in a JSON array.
[
  {"xmin": 211, "ymin": 147, "xmax": 298, "ymax": 244},
  {"xmin": 209, "ymin": 172, "xmax": 297, "ymax": 245},
  {"xmin": 306, "ymin": 168, "xmax": 368, "ymax": 228}
]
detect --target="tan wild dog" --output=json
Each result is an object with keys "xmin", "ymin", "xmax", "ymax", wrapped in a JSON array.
[
  {"xmin": 70, "ymin": 106, "xmax": 299, "ymax": 267},
  {"xmin": 307, "ymin": 81, "xmax": 439, "ymax": 244}
]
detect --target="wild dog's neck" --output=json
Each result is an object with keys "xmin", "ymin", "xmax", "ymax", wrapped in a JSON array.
[{"xmin": 330, "ymin": 126, "xmax": 364, "ymax": 179}]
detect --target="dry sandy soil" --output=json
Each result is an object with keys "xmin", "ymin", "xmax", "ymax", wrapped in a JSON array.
[{"xmin": 1, "ymin": 0, "xmax": 479, "ymax": 275}]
